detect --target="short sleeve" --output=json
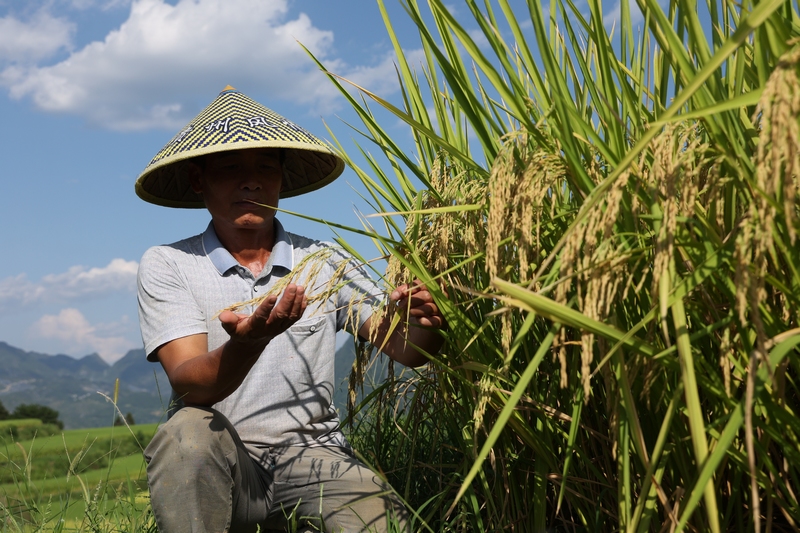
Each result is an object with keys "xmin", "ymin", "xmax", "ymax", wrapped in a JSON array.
[{"xmin": 137, "ymin": 247, "xmax": 208, "ymax": 361}]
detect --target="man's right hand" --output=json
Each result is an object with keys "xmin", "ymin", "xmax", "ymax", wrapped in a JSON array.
[
  {"xmin": 219, "ymin": 283, "xmax": 307, "ymax": 345},
  {"xmin": 155, "ymin": 283, "xmax": 308, "ymax": 406}
]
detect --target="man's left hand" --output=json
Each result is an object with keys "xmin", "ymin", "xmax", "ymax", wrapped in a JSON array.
[{"xmin": 389, "ymin": 279, "xmax": 446, "ymax": 329}]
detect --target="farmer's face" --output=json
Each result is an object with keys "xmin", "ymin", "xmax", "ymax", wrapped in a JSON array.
[{"xmin": 189, "ymin": 148, "xmax": 282, "ymax": 230}]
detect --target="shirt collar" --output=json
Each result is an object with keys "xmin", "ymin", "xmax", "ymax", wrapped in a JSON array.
[{"xmin": 202, "ymin": 218, "xmax": 293, "ymax": 276}]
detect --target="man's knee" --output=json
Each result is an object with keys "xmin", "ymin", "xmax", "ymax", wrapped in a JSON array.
[
  {"xmin": 145, "ymin": 408, "xmax": 245, "ymax": 533},
  {"xmin": 271, "ymin": 447, "xmax": 409, "ymax": 532},
  {"xmin": 145, "ymin": 407, "xmax": 238, "ymax": 476}
]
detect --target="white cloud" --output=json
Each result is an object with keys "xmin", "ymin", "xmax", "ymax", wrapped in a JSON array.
[
  {"xmin": 603, "ymin": 0, "xmax": 645, "ymax": 30},
  {"xmin": 443, "ymin": 3, "xmax": 460, "ymax": 17},
  {"xmin": 0, "ymin": 10, "xmax": 75, "ymax": 63},
  {"xmin": 69, "ymin": 0, "xmax": 132, "ymax": 10},
  {"xmin": 0, "ymin": 0, "xmax": 354, "ymax": 130},
  {"xmin": 335, "ymin": 50, "xmax": 408, "ymax": 98},
  {"xmin": 31, "ymin": 308, "xmax": 136, "ymax": 363},
  {"xmin": 467, "ymin": 28, "xmax": 490, "ymax": 51},
  {"xmin": 0, "ymin": 258, "xmax": 138, "ymax": 311}
]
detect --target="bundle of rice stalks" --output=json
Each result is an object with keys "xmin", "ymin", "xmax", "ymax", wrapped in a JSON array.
[{"xmin": 303, "ymin": 0, "xmax": 800, "ymax": 530}]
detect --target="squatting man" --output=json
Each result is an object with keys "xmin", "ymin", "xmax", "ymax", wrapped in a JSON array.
[{"xmin": 134, "ymin": 87, "xmax": 445, "ymax": 533}]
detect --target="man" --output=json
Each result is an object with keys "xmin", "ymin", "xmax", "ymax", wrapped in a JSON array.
[{"xmin": 135, "ymin": 87, "xmax": 444, "ymax": 533}]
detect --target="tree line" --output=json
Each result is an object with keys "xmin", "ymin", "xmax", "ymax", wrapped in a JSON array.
[{"xmin": 0, "ymin": 400, "xmax": 63, "ymax": 429}]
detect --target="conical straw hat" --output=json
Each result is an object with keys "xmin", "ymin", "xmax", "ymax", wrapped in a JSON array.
[{"xmin": 135, "ymin": 86, "xmax": 345, "ymax": 208}]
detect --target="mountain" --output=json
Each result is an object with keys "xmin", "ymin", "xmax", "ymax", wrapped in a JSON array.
[
  {"xmin": 0, "ymin": 342, "xmax": 169, "ymax": 429},
  {"xmin": 0, "ymin": 340, "xmax": 373, "ymax": 430}
]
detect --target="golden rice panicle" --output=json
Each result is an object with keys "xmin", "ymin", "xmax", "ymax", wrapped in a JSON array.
[
  {"xmin": 646, "ymin": 123, "xmax": 707, "ymax": 342},
  {"xmin": 427, "ymin": 161, "xmax": 452, "ymax": 275},
  {"xmin": 412, "ymin": 154, "xmax": 489, "ymax": 292},
  {"xmin": 215, "ymin": 247, "xmax": 337, "ymax": 317},
  {"xmin": 487, "ymin": 130, "xmax": 566, "ymax": 282},
  {"xmin": 556, "ymin": 154, "xmax": 630, "ymax": 396},
  {"xmin": 218, "ymin": 248, "xmax": 380, "ymax": 325},
  {"xmin": 554, "ymin": 156, "xmax": 611, "ymax": 307},
  {"xmin": 344, "ymin": 285, "xmax": 386, "ymax": 413},
  {"xmin": 736, "ymin": 43, "xmax": 800, "ymax": 359},
  {"xmin": 754, "ymin": 44, "xmax": 800, "ymax": 246},
  {"xmin": 348, "ymin": 339, "xmax": 373, "ymax": 417},
  {"xmin": 473, "ymin": 373, "xmax": 494, "ymax": 439},
  {"xmin": 421, "ymin": 156, "xmax": 484, "ymax": 275}
]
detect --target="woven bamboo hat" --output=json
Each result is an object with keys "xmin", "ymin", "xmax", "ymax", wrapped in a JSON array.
[{"xmin": 135, "ymin": 86, "xmax": 345, "ymax": 208}]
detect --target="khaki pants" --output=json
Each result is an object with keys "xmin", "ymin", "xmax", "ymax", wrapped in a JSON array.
[{"xmin": 144, "ymin": 407, "xmax": 409, "ymax": 533}]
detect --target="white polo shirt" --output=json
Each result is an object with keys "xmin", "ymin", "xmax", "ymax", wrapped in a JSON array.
[{"xmin": 137, "ymin": 218, "xmax": 381, "ymax": 450}]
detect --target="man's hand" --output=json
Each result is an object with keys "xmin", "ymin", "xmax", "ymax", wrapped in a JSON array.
[
  {"xmin": 390, "ymin": 279, "xmax": 446, "ymax": 329},
  {"xmin": 361, "ymin": 279, "xmax": 446, "ymax": 368},
  {"xmin": 219, "ymin": 284, "xmax": 307, "ymax": 345},
  {"xmin": 156, "ymin": 284, "xmax": 308, "ymax": 406}
]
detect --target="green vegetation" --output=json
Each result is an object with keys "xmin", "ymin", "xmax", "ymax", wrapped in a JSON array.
[
  {"xmin": 4, "ymin": 0, "xmax": 800, "ymax": 530},
  {"xmin": 0, "ymin": 421, "xmax": 41, "ymax": 430},
  {"xmin": 308, "ymin": 0, "xmax": 800, "ymax": 531},
  {"xmin": 1, "ymin": 423, "xmax": 157, "ymax": 532},
  {"xmin": 0, "ymin": 401, "xmax": 65, "ymax": 442},
  {"xmin": 0, "ymin": 421, "xmax": 61, "ymax": 444},
  {"xmin": 0, "ymin": 402, "xmax": 64, "ymax": 432},
  {"xmin": 6, "ymin": 406, "xmax": 63, "ymax": 431}
]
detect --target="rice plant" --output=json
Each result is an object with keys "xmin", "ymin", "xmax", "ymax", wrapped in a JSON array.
[{"xmin": 306, "ymin": 0, "xmax": 800, "ymax": 530}]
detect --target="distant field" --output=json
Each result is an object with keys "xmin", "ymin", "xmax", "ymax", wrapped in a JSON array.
[
  {"xmin": 1, "ymin": 424, "xmax": 158, "ymax": 456},
  {"xmin": 0, "ymin": 423, "xmax": 158, "ymax": 531},
  {"xmin": 0, "ymin": 423, "xmax": 158, "ymax": 501},
  {"xmin": 0, "ymin": 452, "xmax": 147, "ymax": 497},
  {"xmin": 0, "ymin": 419, "xmax": 42, "ymax": 430}
]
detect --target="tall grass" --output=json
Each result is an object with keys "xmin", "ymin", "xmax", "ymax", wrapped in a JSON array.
[{"xmin": 308, "ymin": 0, "xmax": 800, "ymax": 530}]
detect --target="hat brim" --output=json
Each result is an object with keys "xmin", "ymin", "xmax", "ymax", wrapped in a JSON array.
[
  {"xmin": 135, "ymin": 141, "xmax": 344, "ymax": 209},
  {"xmin": 134, "ymin": 88, "xmax": 345, "ymax": 208}
]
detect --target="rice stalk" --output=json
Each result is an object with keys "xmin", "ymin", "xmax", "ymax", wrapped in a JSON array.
[
  {"xmin": 217, "ymin": 247, "xmax": 377, "ymax": 320},
  {"xmin": 300, "ymin": 0, "xmax": 800, "ymax": 529}
]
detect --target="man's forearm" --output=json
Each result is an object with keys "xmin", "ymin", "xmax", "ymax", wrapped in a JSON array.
[{"xmin": 168, "ymin": 339, "xmax": 268, "ymax": 405}]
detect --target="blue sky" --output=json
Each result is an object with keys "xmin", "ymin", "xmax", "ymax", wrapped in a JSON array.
[
  {"xmin": 0, "ymin": 0, "xmax": 444, "ymax": 362},
  {"xmin": 0, "ymin": 0, "xmax": 636, "ymax": 363}
]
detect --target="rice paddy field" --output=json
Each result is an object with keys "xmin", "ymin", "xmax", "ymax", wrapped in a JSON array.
[{"xmin": 0, "ymin": 424, "xmax": 157, "ymax": 532}]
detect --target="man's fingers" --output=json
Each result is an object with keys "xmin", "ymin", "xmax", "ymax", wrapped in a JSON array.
[
  {"xmin": 406, "ymin": 301, "xmax": 440, "ymax": 317},
  {"xmin": 219, "ymin": 310, "xmax": 243, "ymax": 335},
  {"xmin": 415, "ymin": 315, "xmax": 446, "ymax": 328},
  {"xmin": 288, "ymin": 286, "xmax": 307, "ymax": 318},
  {"xmin": 390, "ymin": 279, "xmax": 425, "ymax": 301},
  {"xmin": 268, "ymin": 284, "xmax": 305, "ymax": 321},
  {"xmin": 222, "ymin": 284, "xmax": 307, "ymax": 342},
  {"xmin": 253, "ymin": 295, "xmax": 279, "ymax": 320}
]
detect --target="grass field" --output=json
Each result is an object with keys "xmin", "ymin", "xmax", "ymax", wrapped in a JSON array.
[
  {"xmin": 1, "ymin": 423, "xmax": 157, "ymax": 532},
  {"xmin": 0, "ymin": 422, "xmax": 42, "ymax": 431},
  {"xmin": 1, "ymin": 424, "xmax": 157, "ymax": 459}
]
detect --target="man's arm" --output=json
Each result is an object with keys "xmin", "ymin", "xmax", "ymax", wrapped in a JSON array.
[
  {"xmin": 156, "ymin": 284, "xmax": 307, "ymax": 406},
  {"xmin": 359, "ymin": 281, "xmax": 445, "ymax": 368}
]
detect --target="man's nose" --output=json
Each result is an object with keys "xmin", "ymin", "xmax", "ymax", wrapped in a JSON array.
[
  {"xmin": 239, "ymin": 164, "xmax": 265, "ymax": 189},
  {"xmin": 240, "ymin": 177, "xmax": 261, "ymax": 190}
]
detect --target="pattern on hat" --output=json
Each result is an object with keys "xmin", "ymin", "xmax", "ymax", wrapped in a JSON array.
[{"xmin": 135, "ymin": 87, "xmax": 345, "ymax": 208}]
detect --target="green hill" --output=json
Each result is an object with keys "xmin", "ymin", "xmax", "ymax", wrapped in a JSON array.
[
  {"xmin": 0, "ymin": 338, "xmax": 379, "ymax": 430},
  {"xmin": 0, "ymin": 342, "xmax": 169, "ymax": 429}
]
